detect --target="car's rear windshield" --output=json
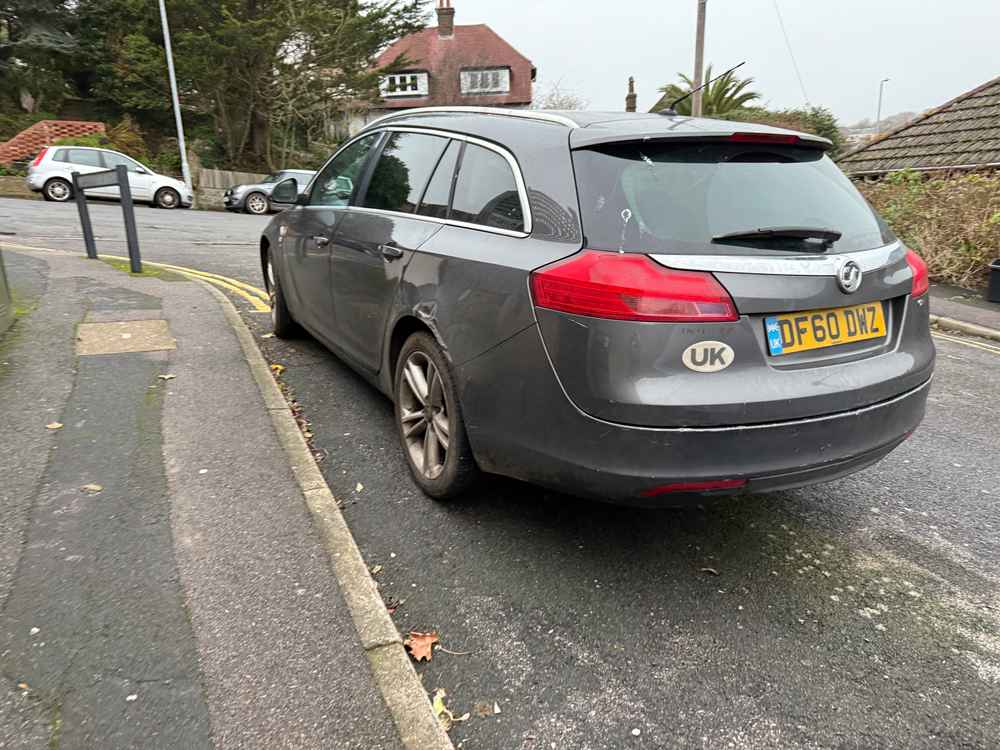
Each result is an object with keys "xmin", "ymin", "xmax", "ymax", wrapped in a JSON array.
[{"xmin": 572, "ymin": 141, "xmax": 894, "ymax": 254}]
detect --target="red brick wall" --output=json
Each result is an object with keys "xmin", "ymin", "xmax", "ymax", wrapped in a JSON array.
[{"xmin": 0, "ymin": 120, "xmax": 106, "ymax": 164}]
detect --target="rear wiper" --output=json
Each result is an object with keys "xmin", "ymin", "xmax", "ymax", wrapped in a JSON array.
[{"xmin": 712, "ymin": 226, "xmax": 842, "ymax": 248}]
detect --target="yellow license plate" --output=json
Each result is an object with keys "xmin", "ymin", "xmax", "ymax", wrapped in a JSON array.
[{"xmin": 764, "ymin": 302, "xmax": 886, "ymax": 355}]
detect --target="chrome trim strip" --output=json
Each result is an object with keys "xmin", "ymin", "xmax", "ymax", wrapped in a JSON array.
[
  {"xmin": 649, "ymin": 242, "xmax": 904, "ymax": 276},
  {"xmin": 364, "ymin": 106, "xmax": 579, "ymax": 130},
  {"xmin": 349, "ymin": 205, "xmax": 529, "ymax": 238}
]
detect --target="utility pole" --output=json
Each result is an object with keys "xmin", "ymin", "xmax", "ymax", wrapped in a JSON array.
[
  {"xmin": 158, "ymin": 0, "xmax": 192, "ymax": 193},
  {"xmin": 691, "ymin": 0, "xmax": 708, "ymax": 116},
  {"xmin": 875, "ymin": 77, "xmax": 890, "ymax": 136}
]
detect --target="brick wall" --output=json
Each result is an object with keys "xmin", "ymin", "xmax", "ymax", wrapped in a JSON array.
[{"xmin": 0, "ymin": 120, "xmax": 106, "ymax": 164}]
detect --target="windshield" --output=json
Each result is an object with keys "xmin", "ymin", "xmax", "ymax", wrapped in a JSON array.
[{"xmin": 572, "ymin": 141, "xmax": 894, "ymax": 254}]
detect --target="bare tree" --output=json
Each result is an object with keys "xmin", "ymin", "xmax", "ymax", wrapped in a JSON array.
[{"xmin": 532, "ymin": 81, "xmax": 589, "ymax": 111}]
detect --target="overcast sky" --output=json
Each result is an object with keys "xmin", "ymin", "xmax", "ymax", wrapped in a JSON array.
[{"xmin": 449, "ymin": 0, "xmax": 998, "ymax": 125}]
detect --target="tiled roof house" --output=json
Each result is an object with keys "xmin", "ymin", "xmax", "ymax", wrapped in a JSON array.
[
  {"xmin": 347, "ymin": 1, "xmax": 534, "ymax": 133},
  {"xmin": 839, "ymin": 75, "xmax": 1000, "ymax": 176}
]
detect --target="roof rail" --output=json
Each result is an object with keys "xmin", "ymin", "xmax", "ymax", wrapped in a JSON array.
[{"xmin": 363, "ymin": 106, "xmax": 579, "ymax": 130}]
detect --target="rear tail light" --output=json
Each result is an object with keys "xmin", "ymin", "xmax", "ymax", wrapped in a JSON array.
[
  {"xmin": 905, "ymin": 248, "xmax": 929, "ymax": 297},
  {"xmin": 640, "ymin": 479, "xmax": 747, "ymax": 497},
  {"xmin": 530, "ymin": 250, "xmax": 738, "ymax": 322},
  {"xmin": 30, "ymin": 147, "xmax": 48, "ymax": 167}
]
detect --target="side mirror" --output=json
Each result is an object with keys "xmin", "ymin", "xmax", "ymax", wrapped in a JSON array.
[
  {"xmin": 135, "ymin": 166, "xmax": 149, "ymax": 174},
  {"xmin": 271, "ymin": 177, "xmax": 298, "ymax": 204}
]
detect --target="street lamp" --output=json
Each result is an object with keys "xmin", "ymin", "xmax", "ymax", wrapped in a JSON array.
[
  {"xmin": 692, "ymin": 0, "xmax": 708, "ymax": 116},
  {"xmin": 875, "ymin": 77, "xmax": 890, "ymax": 136},
  {"xmin": 158, "ymin": 0, "xmax": 192, "ymax": 193}
]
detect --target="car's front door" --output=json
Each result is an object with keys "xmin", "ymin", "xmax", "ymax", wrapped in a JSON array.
[
  {"xmin": 329, "ymin": 131, "xmax": 452, "ymax": 372},
  {"xmin": 100, "ymin": 151, "xmax": 155, "ymax": 201},
  {"xmin": 280, "ymin": 133, "xmax": 382, "ymax": 339}
]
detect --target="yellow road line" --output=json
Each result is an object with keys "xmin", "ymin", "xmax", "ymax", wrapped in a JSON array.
[{"xmin": 932, "ymin": 330, "xmax": 1000, "ymax": 356}]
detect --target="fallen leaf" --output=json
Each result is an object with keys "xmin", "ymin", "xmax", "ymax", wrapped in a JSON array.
[
  {"xmin": 125, "ymin": 694, "xmax": 137, "ymax": 702},
  {"xmin": 46, "ymin": 422, "xmax": 63, "ymax": 430},
  {"xmin": 404, "ymin": 631, "xmax": 439, "ymax": 662},
  {"xmin": 699, "ymin": 567, "xmax": 720, "ymax": 576},
  {"xmin": 17, "ymin": 682, "xmax": 29, "ymax": 691},
  {"xmin": 261, "ymin": 333, "xmax": 275, "ymax": 339},
  {"xmin": 80, "ymin": 483, "xmax": 103, "ymax": 494},
  {"xmin": 432, "ymin": 688, "xmax": 462, "ymax": 731},
  {"xmin": 370, "ymin": 564, "xmax": 383, "ymax": 576},
  {"xmin": 157, "ymin": 374, "xmax": 176, "ymax": 381},
  {"xmin": 473, "ymin": 702, "xmax": 494, "ymax": 718},
  {"xmin": 355, "ymin": 482, "xmax": 364, "ymax": 492},
  {"xmin": 270, "ymin": 363, "xmax": 285, "ymax": 375}
]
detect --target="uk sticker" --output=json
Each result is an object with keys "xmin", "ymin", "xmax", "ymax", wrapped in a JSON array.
[{"xmin": 681, "ymin": 341, "xmax": 734, "ymax": 372}]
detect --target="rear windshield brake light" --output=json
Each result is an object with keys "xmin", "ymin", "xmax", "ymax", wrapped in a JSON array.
[
  {"xmin": 728, "ymin": 132, "xmax": 800, "ymax": 145},
  {"xmin": 530, "ymin": 250, "xmax": 738, "ymax": 323}
]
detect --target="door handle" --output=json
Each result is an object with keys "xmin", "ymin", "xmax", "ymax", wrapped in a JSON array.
[
  {"xmin": 312, "ymin": 235, "xmax": 330, "ymax": 247},
  {"xmin": 379, "ymin": 243, "xmax": 404, "ymax": 261}
]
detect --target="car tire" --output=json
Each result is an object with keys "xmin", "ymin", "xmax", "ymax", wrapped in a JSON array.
[
  {"xmin": 394, "ymin": 332, "xmax": 480, "ymax": 500},
  {"xmin": 266, "ymin": 253, "xmax": 298, "ymax": 338},
  {"xmin": 244, "ymin": 192, "xmax": 270, "ymax": 215},
  {"xmin": 43, "ymin": 178, "xmax": 73, "ymax": 202},
  {"xmin": 154, "ymin": 187, "xmax": 180, "ymax": 209}
]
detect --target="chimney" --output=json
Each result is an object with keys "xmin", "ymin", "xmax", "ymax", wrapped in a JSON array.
[
  {"xmin": 625, "ymin": 77, "xmax": 637, "ymax": 112},
  {"xmin": 436, "ymin": 0, "xmax": 455, "ymax": 38}
]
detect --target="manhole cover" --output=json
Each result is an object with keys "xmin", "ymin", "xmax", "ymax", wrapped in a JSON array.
[{"xmin": 76, "ymin": 319, "xmax": 176, "ymax": 355}]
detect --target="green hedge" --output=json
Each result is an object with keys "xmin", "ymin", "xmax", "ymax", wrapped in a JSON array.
[{"xmin": 857, "ymin": 171, "xmax": 1000, "ymax": 289}]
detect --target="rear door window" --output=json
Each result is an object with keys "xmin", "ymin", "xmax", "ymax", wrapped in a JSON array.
[
  {"xmin": 451, "ymin": 144, "xmax": 524, "ymax": 232},
  {"xmin": 67, "ymin": 149, "xmax": 104, "ymax": 168},
  {"xmin": 572, "ymin": 141, "xmax": 893, "ymax": 254},
  {"xmin": 361, "ymin": 132, "xmax": 449, "ymax": 213},
  {"xmin": 102, "ymin": 152, "xmax": 144, "ymax": 172},
  {"xmin": 416, "ymin": 140, "xmax": 461, "ymax": 220}
]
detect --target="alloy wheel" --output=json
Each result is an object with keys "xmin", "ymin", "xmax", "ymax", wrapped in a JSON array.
[
  {"xmin": 246, "ymin": 193, "xmax": 268, "ymax": 214},
  {"xmin": 46, "ymin": 181, "xmax": 70, "ymax": 201},
  {"xmin": 158, "ymin": 189, "xmax": 178, "ymax": 208},
  {"xmin": 398, "ymin": 351, "xmax": 449, "ymax": 480},
  {"xmin": 267, "ymin": 258, "xmax": 277, "ymax": 327}
]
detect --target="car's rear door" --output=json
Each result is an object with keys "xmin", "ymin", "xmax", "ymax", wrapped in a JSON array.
[
  {"xmin": 327, "ymin": 130, "xmax": 451, "ymax": 372},
  {"xmin": 280, "ymin": 133, "xmax": 381, "ymax": 339},
  {"xmin": 60, "ymin": 149, "xmax": 109, "ymax": 196}
]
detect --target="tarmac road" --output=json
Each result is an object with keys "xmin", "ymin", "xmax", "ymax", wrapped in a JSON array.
[{"xmin": 4, "ymin": 197, "xmax": 999, "ymax": 748}]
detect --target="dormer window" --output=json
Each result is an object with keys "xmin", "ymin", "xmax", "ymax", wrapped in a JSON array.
[
  {"xmin": 381, "ymin": 72, "xmax": 429, "ymax": 98},
  {"xmin": 460, "ymin": 68, "xmax": 510, "ymax": 95}
]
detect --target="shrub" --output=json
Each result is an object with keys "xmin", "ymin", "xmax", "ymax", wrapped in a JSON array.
[
  {"xmin": 858, "ymin": 170, "xmax": 1000, "ymax": 289},
  {"xmin": 52, "ymin": 133, "xmax": 111, "ymax": 149}
]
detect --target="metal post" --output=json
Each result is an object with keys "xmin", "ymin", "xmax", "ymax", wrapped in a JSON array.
[
  {"xmin": 875, "ymin": 78, "xmax": 890, "ymax": 135},
  {"xmin": 116, "ymin": 165, "xmax": 142, "ymax": 273},
  {"xmin": 72, "ymin": 172, "xmax": 98, "ymax": 259},
  {"xmin": 691, "ymin": 0, "xmax": 708, "ymax": 116},
  {"xmin": 158, "ymin": 0, "xmax": 192, "ymax": 193}
]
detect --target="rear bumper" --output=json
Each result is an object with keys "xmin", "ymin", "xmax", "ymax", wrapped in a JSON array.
[{"xmin": 457, "ymin": 326, "xmax": 930, "ymax": 505}]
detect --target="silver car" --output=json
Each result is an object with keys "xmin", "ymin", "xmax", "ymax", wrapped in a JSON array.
[
  {"xmin": 223, "ymin": 170, "xmax": 316, "ymax": 215},
  {"xmin": 26, "ymin": 146, "xmax": 192, "ymax": 208}
]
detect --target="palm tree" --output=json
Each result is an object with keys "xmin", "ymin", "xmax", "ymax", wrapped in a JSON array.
[{"xmin": 650, "ymin": 65, "xmax": 761, "ymax": 117}]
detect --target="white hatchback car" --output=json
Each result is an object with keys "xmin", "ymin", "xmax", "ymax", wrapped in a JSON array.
[{"xmin": 26, "ymin": 146, "xmax": 193, "ymax": 209}]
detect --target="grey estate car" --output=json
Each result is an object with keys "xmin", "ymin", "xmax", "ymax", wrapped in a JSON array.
[
  {"xmin": 223, "ymin": 169, "xmax": 316, "ymax": 214},
  {"xmin": 259, "ymin": 107, "xmax": 934, "ymax": 504}
]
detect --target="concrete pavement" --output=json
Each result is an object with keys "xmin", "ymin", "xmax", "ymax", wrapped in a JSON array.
[{"xmin": 0, "ymin": 248, "xmax": 423, "ymax": 748}]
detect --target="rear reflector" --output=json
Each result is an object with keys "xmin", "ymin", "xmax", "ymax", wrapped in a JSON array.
[
  {"xmin": 728, "ymin": 132, "xmax": 800, "ymax": 145},
  {"xmin": 640, "ymin": 479, "xmax": 747, "ymax": 497},
  {"xmin": 31, "ymin": 147, "xmax": 48, "ymax": 167},
  {"xmin": 530, "ymin": 250, "xmax": 738, "ymax": 322},
  {"xmin": 905, "ymin": 248, "xmax": 929, "ymax": 297}
]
